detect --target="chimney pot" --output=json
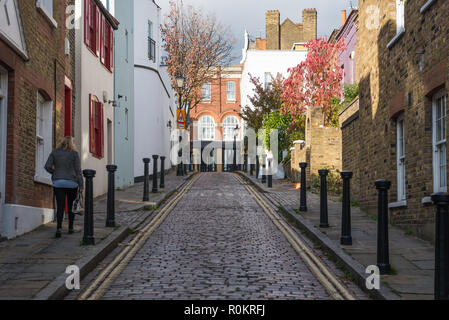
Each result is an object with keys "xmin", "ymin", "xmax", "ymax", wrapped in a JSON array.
[{"xmin": 341, "ymin": 10, "xmax": 347, "ymax": 26}]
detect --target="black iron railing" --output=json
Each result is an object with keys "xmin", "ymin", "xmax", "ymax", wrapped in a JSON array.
[{"xmin": 148, "ymin": 37, "xmax": 156, "ymax": 62}]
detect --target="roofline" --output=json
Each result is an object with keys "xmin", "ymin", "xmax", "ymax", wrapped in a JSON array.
[
  {"xmin": 335, "ymin": 9, "xmax": 358, "ymax": 40},
  {"xmin": 92, "ymin": 0, "xmax": 120, "ymax": 30}
]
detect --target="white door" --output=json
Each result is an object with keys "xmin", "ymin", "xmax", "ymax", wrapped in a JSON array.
[{"xmin": 0, "ymin": 67, "xmax": 8, "ymax": 231}]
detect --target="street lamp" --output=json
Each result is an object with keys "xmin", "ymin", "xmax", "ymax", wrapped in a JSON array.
[{"xmin": 176, "ymin": 74, "xmax": 184, "ymax": 177}]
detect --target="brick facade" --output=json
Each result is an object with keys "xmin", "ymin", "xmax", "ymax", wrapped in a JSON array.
[
  {"xmin": 340, "ymin": 0, "xmax": 449, "ymax": 242},
  {"xmin": 264, "ymin": 9, "xmax": 317, "ymax": 51},
  {"xmin": 0, "ymin": 0, "xmax": 72, "ymax": 238},
  {"xmin": 190, "ymin": 65, "xmax": 243, "ymax": 172}
]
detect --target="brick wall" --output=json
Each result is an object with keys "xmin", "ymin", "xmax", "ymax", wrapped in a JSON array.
[
  {"xmin": 345, "ymin": 0, "xmax": 449, "ymax": 242},
  {"xmin": 2, "ymin": 0, "xmax": 71, "ymax": 209},
  {"xmin": 291, "ymin": 107, "xmax": 342, "ymax": 186}
]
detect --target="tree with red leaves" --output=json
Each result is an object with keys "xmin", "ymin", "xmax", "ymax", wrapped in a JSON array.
[{"xmin": 281, "ymin": 37, "xmax": 346, "ymax": 126}]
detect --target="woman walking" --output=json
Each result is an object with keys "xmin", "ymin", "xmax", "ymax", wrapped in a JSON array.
[{"xmin": 45, "ymin": 137, "xmax": 83, "ymax": 238}]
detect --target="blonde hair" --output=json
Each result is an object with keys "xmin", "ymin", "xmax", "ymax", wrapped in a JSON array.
[{"xmin": 58, "ymin": 136, "xmax": 78, "ymax": 152}]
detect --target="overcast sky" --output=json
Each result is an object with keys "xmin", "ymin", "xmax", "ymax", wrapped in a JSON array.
[{"xmin": 158, "ymin": 0, "xmax": 359, "ymax": 64}]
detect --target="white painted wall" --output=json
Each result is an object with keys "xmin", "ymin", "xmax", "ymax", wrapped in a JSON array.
[
  {"xmin": 75, "ymin": 0, "xmax": 115, "ymax": 197},
  {"xmin": 240, "ymin": 31, "xmax": 307, "ymax": 111},
  {"xmin": 133, "ymin": 0, "xmax": 175, "ymax": 178}
]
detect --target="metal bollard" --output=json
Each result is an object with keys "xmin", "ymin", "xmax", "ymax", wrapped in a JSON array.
[
  {"xmin": 82, "ymin": 169, "xmax": 96, "ymax": 245},
  {"xmin": 267, "ymin": 159, "xmax": 273, "ymax": 188},
  {"xmin": 250, "ymin": 156, "xmax": 254, "ymax": 176},
  {"xmin": 177, "ymin": 135, "xmax": 183, "ymax": 176},
  {"xmin": 431, "ymin": 193, "xmax": 449, "ymax": 300},
  {"xmin": 160, "ymin": 156, "xmax": 166, "ymax": 189},
  {"xmin": 340, "ymin": 171, "xmax": 353, "ymax": 245},
  {"xmin": 375, "ymin": 180, "xmax": 391, "ymax": 275},
  {"xmin": 152, "ymin": 155, "xmax": 159, "ymax": 193},
  {"xmin": 256, "ymin": 156, "xmax": 260, "ymax": 179},
  {"xmin": 262, "ymin": 154, "xmax": 267, "ymax": 184},
  {"xmin": 244, "ymin": 154, "xmax": 248, "ymax": 172},
  {"xmin": 143, "ymin": 158, "xmax": 150, "ymax": 201},
  {"xmin": 106, "ymin": 165, "xmax": 118, "ymax": 228},
  {"xmin": 299, "ymin": 162, "xmax": 308, "ymax": 212},
  {"xmin": 319, "ymin": 169, "xmax": 329, "ymax": 228}
]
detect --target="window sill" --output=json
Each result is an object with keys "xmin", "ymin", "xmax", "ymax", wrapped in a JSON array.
[
  {"xmin": 34, "ymin": 175, "xmax": 53, "ymax": 187},
  {"xmin": 226, "ymin": 100, "xmax": 237, "ymax": 104},
  {"xmin": 201, "ymin": 100, "xmax": 212, "ymax": 104},
  {"xmin": 387, "ymin": 29, "xmax": 405, "ymax": 50},
  {"xmin": 36, "ymin": 1, "xmax": 58, "ymax": 29},
  {"xmin": 420, "ymin": 0, "xmax": 437, "ymax": 14},
  {"xmin": 388, "ymin": 200, "xmax": 407, "ymax": 208},
  {"xmin": 91, "ymin": 153, "xmax": 104, "ymax": 160}
]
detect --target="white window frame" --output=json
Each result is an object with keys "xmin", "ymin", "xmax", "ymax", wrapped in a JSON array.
[
  {"xmin": 202, "ymin": 82, "xmax": 211, "ymax": 102},
  {"xmin": 226, "ymin": 81, "xmax": 236, "ymax": 102},
  {"xmin": 396, "ymin": 117, "xmax": 406, "ymax": 201},
  {"xmin": 223, "ymin": 116, "xmax": 239, "ymax": 141},
  {"xmin": 36, "ymin": 0, "xmax": 57, "ymax": 28},
  {"xmin": 34, "ymin": 92, "xmax": 53, "ymax": 186},
  {"xmin": 199, "ymin": 115, "xmax": 215, "ymax": 141},
  {"xmin": 432, "ymin": 89, "xmax": 448, "ymax": 193}
]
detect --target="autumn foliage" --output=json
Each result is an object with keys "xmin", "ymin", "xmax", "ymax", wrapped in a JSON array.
[{"xmin": 281, "ymin": 37, "xmax": 346, "ymax": 125}]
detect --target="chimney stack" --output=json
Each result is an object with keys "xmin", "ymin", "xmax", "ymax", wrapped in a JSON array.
[{"xmin": 341, "ymin": 10, "xmax": 347, "ymax": 26}]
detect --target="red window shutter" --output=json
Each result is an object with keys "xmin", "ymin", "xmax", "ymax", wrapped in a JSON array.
[
  {"xmin": 109, "ymin": 25, "xmax": 114, "ymax": 72},
  {"xmin": 100, "ymin": 15, "xmax": 105, "ymax": 64},
  {"xmin": 95, "ymin": 6, "xmax": 100, "ymax": 56},
  {"xmin": 89, "ymin": 94, "xmax": 95, "ymax": 154},
  {"xmin": 84, "ymin": 0, "xmax": 89, "ymax": 47},
  {"xmin": 100, "ymin": 103, "xmax": 104, "ymax": 158}
]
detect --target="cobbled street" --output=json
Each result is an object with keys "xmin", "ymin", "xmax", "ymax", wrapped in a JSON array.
[{"xmin": 89, "ymin": 173, "xmax": 364, "ymax": 300}]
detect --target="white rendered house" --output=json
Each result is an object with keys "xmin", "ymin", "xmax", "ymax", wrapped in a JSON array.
[
  {"xmin": 74, "ymin": 0, "xmax": 119, "ymax": 197},
  {"xmin": 133, "ymin": 0, "xmax": 175, "ymax": 180}
]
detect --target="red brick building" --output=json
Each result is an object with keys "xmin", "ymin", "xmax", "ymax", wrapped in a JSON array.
[
  {"xmin": 190, "ymin": 65, "xmax": 243, "ymax": 172},
  {"xmin": 0, "ymin": 0, "xmax": 73, "ymax": 239}
]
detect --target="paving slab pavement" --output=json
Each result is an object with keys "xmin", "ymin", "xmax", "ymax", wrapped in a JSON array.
[
  {"xmin": 240, "ymin": 171, "xmax": 435, "ymax": 300},
  {"xmin": 0, "ymin": 169, "xmax": 193, "ymax": 300}
]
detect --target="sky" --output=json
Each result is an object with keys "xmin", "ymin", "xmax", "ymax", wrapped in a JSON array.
[{"xmin": 158, "ymin": 0, "xmax": 359, "ymax": 64}]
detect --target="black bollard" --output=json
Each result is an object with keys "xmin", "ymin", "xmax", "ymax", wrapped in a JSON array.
[
  {"xmin": 267, "ymin": 159, "xmax": 273, "ymax": 188},
  {"xmin": 143, "ymin": 158, "xmax": 150, "ymax": 201},
  {"xmin": 256, "ymin": 156, "xmax": 260, "ymax": 179},
  {"xmin": 160, "ymin": 156, "xmax": 166, "ymax": 189},
  {"xmin": 319, "ymin": 169, "xmax": 329, "ymax": 228},
  {"xmin": 82, "ymin": 169, "xmax": 96, "ymax": 245},
  {"xmin": 375, "ymin": 180, "xmax": 391, "ymax": 275},
  {"xmin": 340, "ymin": 171, "xmax": 353, "ymax": 246},
  {"xmin": 299, "ymin": 162, "xmax": 308, "ymax": 212},
  {"xmin": 250, "ymin": 156, "xmax": 254, "ymax": 176},
  {"xmin": 152, "ymin": 155, "xmax": 159, "ymax": 193},
  {"xmin": 106, "ymin": 165, "xmax": 118, "ymax": 228},
  {"xmin": 244, "ymin": 154, "xmax": 248, "ymax": 172},
  {"xmin": 432, "ymin": 193, "xmax": 449, "ymax": 300},
  {"xmin": 262, "ymin": 154, "xmax": 267, "ymax": 184}
]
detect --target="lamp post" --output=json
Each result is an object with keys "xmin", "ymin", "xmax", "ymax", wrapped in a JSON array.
[{"xmin": 176, "ymin": 75, "xmax": 184, "ymax": 177}]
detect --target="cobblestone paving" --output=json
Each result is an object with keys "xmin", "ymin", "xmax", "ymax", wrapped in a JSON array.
[{"xmin": 101, "ymin": 173, "xmax": 333, "ymax": 300}]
